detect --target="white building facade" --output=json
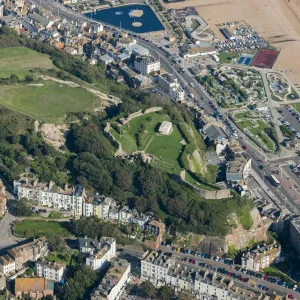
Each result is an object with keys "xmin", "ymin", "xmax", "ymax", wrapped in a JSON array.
[
  {"xmin": 84, "ymin": 238, "xmax": 116, "ymax": 271},
  {"xmin": 13, "ymin": 178, "xmax": 85, "ymax": 217},
  {"xmin": 0, "ymin": 255, "xmax": 16, "ymax": 275},
  {"xmin": 134, "ymin": 56, "xmax": 160, "ymax": 75},
  {"xmin": 36, "ymin": 261, "xmax": 65, "ymax": 282}
]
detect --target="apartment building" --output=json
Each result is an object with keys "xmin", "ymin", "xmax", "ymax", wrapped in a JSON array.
[
  {"xmin": 158, "ymin": 73, "xmax": 185, "ymax": 101},
  {"xmin": 82, "ymin": 196, "xmax": 116, "ymax": 219},
  {"xmin": 290, "ymin": 219, "xmax": 300, "ymax": 254},
  {"xmin": 0, "ymin": 179, "xmax": 7, "ymax": 217},
  {"xmin": 134, "ymin": 55, "xmax": 160, "ymax": 75},
  {"xmin": 90, "ymin": 259, "xmax": 131, "ymax": 300},
  {"xmin": 7, "ymin": 237, "xmax": 48, "ymax": 271},
  {"xmin": 0, "ymin": 254, "xmax": 15, "ymax": 275},
  {"xmin": 141, "ymin": 252, "xmax": 260, "ymax": 299},
  {"xmin": 13, "ymin": 178, "xmax": 85, "ymax": 217},
  {"xmin": 241, "ymin": 244, "xmax": 281, "ymax": 271},
  {"xmin": 36, "ymin": 260, "xmax": 66, "ymax": 282},
  {"xmin": 146, "ymin": 220, "xmax": 166, "ymax": 236},
  {"xmin": 84, "ymin": 237, "xmax": 116, "ymax": 271},
  {"xmin": 158, "ymin": 73, "xmax": 179, "ymax": 94},
  {"xmin": 170, "ymin": 86, "xmax": 185, "ymax": 101}
]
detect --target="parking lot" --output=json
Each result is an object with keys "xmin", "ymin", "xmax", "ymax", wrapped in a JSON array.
[{"xmin": 279, "ymin": 105, "xmax": 300, "ymax": 139}]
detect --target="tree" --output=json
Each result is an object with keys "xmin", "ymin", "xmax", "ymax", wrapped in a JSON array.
[
  {"xmin": 64, "ymin": 265, "xmax": 97, "ymax": 300},
  {"xmin": 114, "ymin": 169, "xmax": 133, "ymax": 191},
  {"xmin": 177, "ymin": 290, "xmax": 197, "ymax": 300},
  {"xmin": 46, "ymin": 232, "xmax": 67, "ymax": 252},
  {"xmin": 140, "ymin": 281, "xmax": 157, "ymax": 299},
  {"xmin": 15, "ymin": 198, "xmax": 33, "ymax": 217},
  {"xmin": 157, "ymin": 285, "xmax": 175, "ymax": 300},
  {"xmin": 25, "ymin": 74, "xmax": 34, "ymax": 82}
]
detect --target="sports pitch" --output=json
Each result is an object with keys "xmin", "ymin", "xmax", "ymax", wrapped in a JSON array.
[{"xmin": 0, "ymin": 81, "xmax": 95, "ymax": 121}]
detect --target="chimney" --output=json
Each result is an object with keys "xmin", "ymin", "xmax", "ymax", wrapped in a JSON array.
[{"xmin": 49, "ymin": 181, "xmax": 54, "ymax": 189}]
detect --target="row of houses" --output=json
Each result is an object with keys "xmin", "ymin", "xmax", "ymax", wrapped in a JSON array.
[
  {"xmin": 141, "ymin": 252, "xmax": 267, "ymax": 300},
  {"xmin": 13, "ymin": 177, "xmax": 166, "ymax": 233}
]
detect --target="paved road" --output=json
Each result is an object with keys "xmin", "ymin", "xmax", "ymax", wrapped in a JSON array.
[{"xmin": 0, "ymin": 211, "xmax": 18, "ymax": 250}]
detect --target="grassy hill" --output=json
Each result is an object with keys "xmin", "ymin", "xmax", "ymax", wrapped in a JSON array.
[
  {"xmin": 110, "ymin": 112, "xmax": 199, "ymax": 175},
  {"xmin": 0, "ymin": 81, "xmax": 96, "ymax": 123},
  {"xmin": 0, "ymin": 47, "xmax": 54, "ymax": 79}
]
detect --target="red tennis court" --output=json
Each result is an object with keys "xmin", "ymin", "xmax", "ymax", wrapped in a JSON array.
[{"xmin": 251, "ymin": 49, "xmax": 279, "ymax": 69}]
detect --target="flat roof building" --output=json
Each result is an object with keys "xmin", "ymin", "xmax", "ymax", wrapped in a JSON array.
[
  {"xmin": 226, "ymin": 152, "xmax": 251, "ymax": 182},
  {"xmin": 134, "ymin": 55, "xmax": 160, "ymax": 75},
  {"xmin": 158, "ymin": 121, "xmax": 173, "ymax": 135},
  {"xmin": 290, "ymin": 219, "xmax": 300, "ymax": 255},
  {"xmin": 90, "ymin": 259, "xmax": 131, "ymax": 300},
  {"xmin": 124, "ymin": 44, "xmax": 149, "ymax": 57}
]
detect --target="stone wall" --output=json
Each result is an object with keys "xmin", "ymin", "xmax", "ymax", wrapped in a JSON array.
[
  {"xmin": 119, "ymin": 107, "xmax": 163, "ymax": 125},
  {"xmin": 103, "ymin": 123, "xmax": 120, "ymax": 150},
  {"xmin": 181, "ymin": 176, "xmax": 232, "ymax": 200}
]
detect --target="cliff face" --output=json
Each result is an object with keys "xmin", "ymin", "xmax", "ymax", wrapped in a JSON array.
[{"xmin": 225, "ymin": 208, "xmax": 267, "ymax": 250}]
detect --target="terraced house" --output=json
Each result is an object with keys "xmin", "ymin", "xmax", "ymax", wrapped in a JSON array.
[
  {"xmin": 13, "ymin": 177, "xmax": 85, "ymax": 217},
  {"xmin": 0, "ymin": 237, "xmax": 48, "ymax": 274}
]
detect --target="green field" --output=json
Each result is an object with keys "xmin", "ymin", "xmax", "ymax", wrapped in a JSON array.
[
  {"xmin": 13, "ymin": 220, "xmax": 72, "ymax": 238},
  {"xmin": 0, "ymin": 81, "xmax": 96, "ymax": 122},
  {"xmin": 111, "ymin": 112, "xmax": 185, "ymax": 173},
  {"xmin": 291, "ymin": 103, "xmax": 300, "ymax": 113},
  {"xmin": 218, "ymin": 51, "xmax": 257, "ymax": 64},
  {"xmin": 0, "ymin": 47, "xmax": 54, "ymax": 71}
]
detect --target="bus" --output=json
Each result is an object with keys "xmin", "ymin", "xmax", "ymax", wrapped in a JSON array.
[{"xmin": 270, "ymin": 174, "xmax": 280, "ymax": 187}]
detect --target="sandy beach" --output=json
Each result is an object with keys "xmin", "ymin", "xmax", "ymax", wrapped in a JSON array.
[{"xmin": 164, "ymin": 0, "xmax": 300, "ymax": 86}]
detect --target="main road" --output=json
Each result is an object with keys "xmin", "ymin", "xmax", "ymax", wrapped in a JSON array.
[{"xmin": 32, "ymin": 0, "xmax": 300, "ymax": 215}]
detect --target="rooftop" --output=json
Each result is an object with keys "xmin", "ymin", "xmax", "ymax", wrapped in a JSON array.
[
  {"xmin": 0, "ymin": 254, "xmax": 14, "ymax": 265},
  {"xmin": 78, "ymin": 237, "xmax": 115, "ymax": 253},
  {"xmin": 91, "ymin": 259, "xmax": 130, "ymax": 298},
  {"xmin": 125, "ymin": 44, "xmax": 149, "ymax": 56},
  {"xmin": 28, "ymin": 13, "xmax": 51, "ymax": 27},
  {"xmin": 203, "ymin": 124, "xmax": 227, "ymax": 141},
  {"xmin": 36, "ymin": 260, "xmax": 65, "ymax": 270},
  {"xmin": 15, "ymin": 178, "xmax": 85, "ymax": 197},
  {"xmin": 135, "ymin": 55, "xmax": 158, "ymax": 65},
  {"xmin": 160, "ymin": 73, "xmax": 177, "ymax": 83},
  {"xmin": 15, "ymin": 278, "xmax": 54, "ymax": 293}
]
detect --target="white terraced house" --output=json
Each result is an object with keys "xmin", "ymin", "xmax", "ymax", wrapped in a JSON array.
[{"xmin": 13, "ymin": 178, "xmax": 85, "ymax": 217}]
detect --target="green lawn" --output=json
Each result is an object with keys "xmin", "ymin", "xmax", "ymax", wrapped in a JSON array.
[
  {"xmin": 184, "ymin": 171, "xmax": 217, "ymax": 191},
  {"xmin": 0, "ymin": 69, "xmax": 34, "ymax": 80},
  {"xmin": 111, "ymin": 113, "xmax": 172, "ymax": 152},
  {"xmin": 218, "ymin": 51, "xmax": 257, "ymax": 64},
  {"xmin": 111, "ymin": 112, "xmax": 185, "ymax": 172},
  {"xmin": 0, "ymin": 47, "xmax": 54, "ymax": 70},
  {"xmin": 234, "ymin": 112, "xmax": 250, "ymax": 120},
  {"xmin": 0, "ymin": 81, "xmax": 96, "ymax": 122},
  {"xmin": 146, "ymin": 125, "xmax": 183, "ymax": 165},
  {"xmin": 236, "ymin": 119, "xmax": 255, "ymax": 129},
  {"xmin": 291, "ymin": 103, "xmax": 300, "ymax": 113},
  {"xmin": 46, "ymin": 249, "xmax": 79, "ymax": 265},
  {"xmin": 249, "ymin": 120, "xmax": 269, "ymax": 135},
  {"xmin": 13, "ymin": 220, "xmax": 73, "ymax": 238}
]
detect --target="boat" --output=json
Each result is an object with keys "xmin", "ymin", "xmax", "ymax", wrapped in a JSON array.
[{"xmin": 115, "ymin": 11, "xmax": 123, "ymax": 15}]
